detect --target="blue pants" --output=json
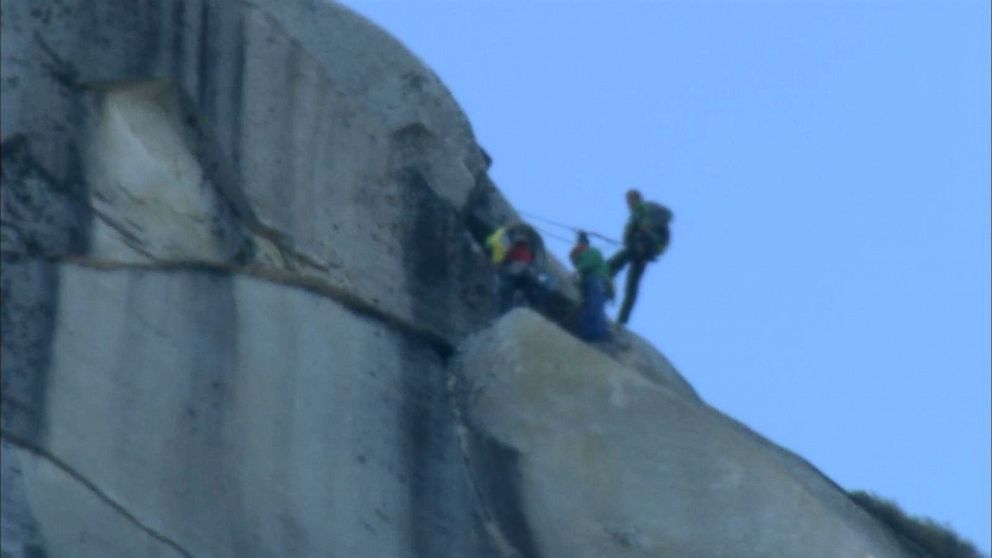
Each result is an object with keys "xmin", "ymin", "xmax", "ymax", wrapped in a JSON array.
[{"xmin": 578, "ymin": 276, "xmax": 610, "ymax": 341}]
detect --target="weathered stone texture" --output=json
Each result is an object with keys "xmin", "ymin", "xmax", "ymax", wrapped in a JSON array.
[
  {"xmin": 455, "ymin": 310, "xmax": 909, "ymax": 558},
  {"xmin": 2, "ymin": 1, "xmax": 910, "ymax": 557},
  {"xmin": 1, "ymin": 0, "xmax": 496, "ymax": 343},
  {"xmin": 6, "ymin": 263, "xmax": 490, "ymax": 557},
  {"xmin": 2, "ymin": 1, "xmax": 507, "ymax": 555}
]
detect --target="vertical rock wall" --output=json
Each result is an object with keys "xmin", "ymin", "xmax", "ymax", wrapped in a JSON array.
[
  {"xmin": 4, "ymin": 264, "xmax": 491, "ymax": 557},
  {"xmin": 1, "ymin": 0, "xmax": 507, "ymax": 555}
]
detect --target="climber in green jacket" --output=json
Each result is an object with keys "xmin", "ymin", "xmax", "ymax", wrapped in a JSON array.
[
  {"xmin": 607, "ymin": 189, "xmax": 672, "ymax": 326},
  {"xmin": 570, "ymin": 231, "xmax": 613, "ymax": 341}
]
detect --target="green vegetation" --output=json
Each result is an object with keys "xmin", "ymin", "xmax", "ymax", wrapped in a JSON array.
[{"xmin": 849, "ymin": 491, "xmax": 986, "ymax": 558}]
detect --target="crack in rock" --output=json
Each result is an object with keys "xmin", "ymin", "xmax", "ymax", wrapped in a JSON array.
[
  {"xmin": 0, "ymin": 430, "xmax": 196, "ymax": 558},
  {"xmin": 445, "ymin": 367, "xmax": 536, "ymax": 558}
]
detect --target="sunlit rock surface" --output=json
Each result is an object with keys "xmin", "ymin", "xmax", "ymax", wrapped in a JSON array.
[
  {"xmin": 2, "ymin": 1, "xmax": 911, "ymax": 557},
  {"xmin": 455, "ymin": 309, "xmax": 908, "ymax": 558}
]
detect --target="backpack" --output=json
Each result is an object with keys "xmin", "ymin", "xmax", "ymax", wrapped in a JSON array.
[
  {"xmin": 642, "ymin": 202, "xmax": 672, "ymax": 232},
  {"xmin": 638, "ymin": 202, "xmax": 672, "ymax": 259}
]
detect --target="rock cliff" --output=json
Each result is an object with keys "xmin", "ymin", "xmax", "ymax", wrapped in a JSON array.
[{"xmin": 2, "ymin": 1, "xmax": 911, "ymax": 556}]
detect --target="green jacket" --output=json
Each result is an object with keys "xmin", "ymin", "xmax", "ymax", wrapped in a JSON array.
[{"xmin": 570, "ymin": 245, "xmax": 610, "ymax": 281}]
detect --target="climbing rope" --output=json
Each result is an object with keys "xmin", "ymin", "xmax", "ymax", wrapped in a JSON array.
[
  {"xmin": 529, "ymin": 225, "xmax": 573, "ymax": 246},
  {"xmin": 518, "ymin": 210, "xmax": 622, "ymax": 246}
]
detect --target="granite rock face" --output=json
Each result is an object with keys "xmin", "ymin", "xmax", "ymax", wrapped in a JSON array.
[
  {"xmin": 4, "ymin": 263, "xmax": 489, "ymax": 557},
  {"xmin": 454, "ymin": 310, "xmax": 909, "ymax": 558},
  {"xmin": 1, "ymin": 0, "xmax": 498, "ymax": 342},
  {"xmin": 2, "ymin": 1, "xmax": 503, "ymax": 555},
  {"xmin": 2, "ymin": 1, "xmax": 909, "ymax": 557}
]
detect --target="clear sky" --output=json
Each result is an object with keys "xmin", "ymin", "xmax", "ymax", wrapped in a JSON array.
[{"xmin": 343, "ymin": 0, "xmax": 991, "ymax": 552}]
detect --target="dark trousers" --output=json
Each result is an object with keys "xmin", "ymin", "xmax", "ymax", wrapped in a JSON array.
[
  {"xmin": 497, "ymin": 265, "xmax": 544, "ymax": 312},
  {"xmin": 607, "ymin": 248, "xmax": 647, "ymax": 325}
]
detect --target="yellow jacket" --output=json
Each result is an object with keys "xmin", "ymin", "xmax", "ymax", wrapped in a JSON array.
[{"xmin": 486, "ymin": 227, "xmax": 509, "ymax": 263}]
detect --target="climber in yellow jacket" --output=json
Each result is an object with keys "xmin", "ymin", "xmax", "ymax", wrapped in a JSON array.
[{"xmin": 485, "ymin": 222, "xmax": 549, "ymax": 312}]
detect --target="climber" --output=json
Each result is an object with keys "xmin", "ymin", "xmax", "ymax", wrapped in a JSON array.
[
  {"xmin": 569, "ymin": 231, "xmax": 613, "ymax": 341},
  {"xmin": 607, "ymin": 189, "xmax": 672, "ymax": 326},
  {"xmin": 486, "ymin": 222, "xmax": 550, "ymax": 312}
]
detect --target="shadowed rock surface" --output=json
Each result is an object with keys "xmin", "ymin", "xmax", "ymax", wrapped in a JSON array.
[{"xmin": 2, "ymin": 1, "xmax": 913, "ymax": 557}]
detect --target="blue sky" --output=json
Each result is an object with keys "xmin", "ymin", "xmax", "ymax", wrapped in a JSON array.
[{"xmin": 343, "ymin": 0, "xmax": 991, "ymax": 551}]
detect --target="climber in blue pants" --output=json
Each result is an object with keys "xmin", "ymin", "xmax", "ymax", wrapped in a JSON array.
[{"xmin": 570, "ymin": 231, "xmax": 613, "ymax": 341}]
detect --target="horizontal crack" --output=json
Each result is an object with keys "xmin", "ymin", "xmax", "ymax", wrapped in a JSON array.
[
  {"xmin": 53, "ymin": 255, "xmax": 455, "ymax": 357},
  {"xmin": 247, "ymin": 224, "xmax": 333, "ymax": 273},
  {"xmin": 1, "ymin": 430, "xmax": 196, "ymax": 558}
]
